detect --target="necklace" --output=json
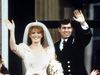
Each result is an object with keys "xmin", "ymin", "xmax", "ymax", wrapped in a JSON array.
[
  {"xmin": 31, "ymin": 45, "xmax": 47, "ymax": 57},
  {"xmin": 31, "ymin": 45, "xmax": 43, "ymax": 52}
]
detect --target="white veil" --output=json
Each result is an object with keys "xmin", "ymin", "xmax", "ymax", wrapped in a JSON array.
[{"xmin": 22, "ymin": 21, "xmax": 55, "ymax": 75}]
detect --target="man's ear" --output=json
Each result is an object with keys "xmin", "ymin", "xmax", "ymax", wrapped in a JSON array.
[{"xmin": 58, "ymin": 27, "xmax": 61, "ymax": 33}]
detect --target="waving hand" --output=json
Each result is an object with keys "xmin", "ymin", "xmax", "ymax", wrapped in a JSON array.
[
  {"xmin": 73, "ymin": 10, "xmax": 85, "ymax": 23},
  {"xmin": 4, "ymin": 19, "xmax": 17, "ymax": 51},
  {"xmin": 4, "ymin": 19, "xmax": 15, "ymax": 32}
]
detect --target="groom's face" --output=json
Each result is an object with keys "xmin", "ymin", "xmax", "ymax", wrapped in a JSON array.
[{"xmin": 58, "ymin": 23, "xmax": 73, "ymax": 40}]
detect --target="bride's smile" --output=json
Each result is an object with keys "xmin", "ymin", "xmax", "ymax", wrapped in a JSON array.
[{"xmin": 30, "ymin": 29, "xmax": 43, "ymax": 43}]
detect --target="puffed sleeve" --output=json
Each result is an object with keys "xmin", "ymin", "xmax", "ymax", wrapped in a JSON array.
[{"xmin": 14, "ymin": 43, "xmax": 30, "ymax": 59}]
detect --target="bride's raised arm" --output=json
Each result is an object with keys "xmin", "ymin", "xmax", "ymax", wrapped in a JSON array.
[{"xmin": 4, "ymin": 19, "xmax": 17, "ymax": 52}]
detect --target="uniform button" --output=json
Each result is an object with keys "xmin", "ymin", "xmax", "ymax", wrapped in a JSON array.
[
  {"xmin": 67, "ymin": 61, "xmax": 70, "ymax": 64},
  {"xmin": 68, "ymin": 65, "xmax": 70, "ymax": 68},
  {"xmin": 68, "ymin": 69, "xmax": 71, "ymax": 72}
]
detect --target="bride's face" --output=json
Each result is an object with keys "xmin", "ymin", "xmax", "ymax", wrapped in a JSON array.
[{"xmin": 30, "ymin": 29, "xmax": 43, "ymax": 43}]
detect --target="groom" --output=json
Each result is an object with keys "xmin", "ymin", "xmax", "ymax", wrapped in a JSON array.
[{"xmin": 54, "ymin": 10, "xmax": 92, "ymax": 75}]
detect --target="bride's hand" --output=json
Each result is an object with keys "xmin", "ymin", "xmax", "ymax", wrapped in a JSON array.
[{"xmin": 4, "ymin": 19, "xmax": 15, "ymax": 32}]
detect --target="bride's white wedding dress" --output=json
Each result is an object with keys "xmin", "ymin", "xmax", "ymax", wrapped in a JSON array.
[{"xmin": 14, "ymin": 43, "xmax": 54, "ymax": 75}]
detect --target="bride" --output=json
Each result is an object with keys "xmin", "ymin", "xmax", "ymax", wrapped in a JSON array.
[{"xmin": 4, "ymin": 19, "xmax": 63, "ymax": 75}]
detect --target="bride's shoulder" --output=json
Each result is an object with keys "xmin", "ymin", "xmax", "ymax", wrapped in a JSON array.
[
  {"xmin": 45, "ymin": 46, "xmax": 51, "ymax": 51},
  {"xmin": 45, "ymin": 46, "xmax": 54, "ymax": 54},
  {"xmin": 18, "ymin": 43, "xmax": 30, "ymax": 50},
  {"xmin": 18, "ymin": 43, "xmax": 28, "ymax": 47}
]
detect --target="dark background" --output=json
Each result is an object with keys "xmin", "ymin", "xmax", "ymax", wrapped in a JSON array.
[{"xmin": 8, "ymin": 0, "xmax": 35, "ymax": 75}]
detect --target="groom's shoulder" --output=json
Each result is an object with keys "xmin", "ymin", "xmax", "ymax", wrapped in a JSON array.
[{"xmin": 54, "ymin": 39, "xmax": 60, "ymax": 45}]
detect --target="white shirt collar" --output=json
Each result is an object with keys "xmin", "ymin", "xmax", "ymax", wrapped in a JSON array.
[
  {"xmin": 59, "ymin": 38, "xmax": 68, "ymax": 51},
  {"xmin": 61, "ymin": 38, "xmax": 68, "ymax": 43}
]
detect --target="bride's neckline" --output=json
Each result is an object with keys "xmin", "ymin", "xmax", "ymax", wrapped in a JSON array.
[{"xmin": 28, "ymin": 45, "xmax": 47, "ymax": 57}]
